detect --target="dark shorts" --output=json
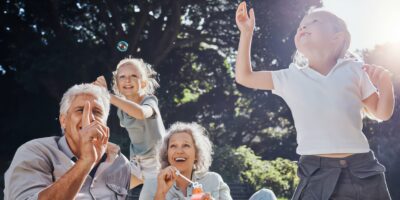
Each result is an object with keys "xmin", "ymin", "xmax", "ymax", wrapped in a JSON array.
[{"xmin": 292, "ymin": 151, "xmax": 391, "ymax": 200}]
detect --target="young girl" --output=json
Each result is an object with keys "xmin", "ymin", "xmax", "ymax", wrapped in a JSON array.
[
  {"xmin": 235, "ymin": 2, "xmax": 394, "ymax": 199},
  {"xmin": 94, "ymin": 58, "xmax": 165, "ymax": 188}
]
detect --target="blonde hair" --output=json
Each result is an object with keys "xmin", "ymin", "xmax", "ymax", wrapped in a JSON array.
[
  {"xmin": 293, "ymin": 9, "xmax": 352, "ymax": 68},
  {"xmin": 158, "ymin": 122, "xmax": 213, "ymax": 174},
  {"xmin": 111, "ymin": 58, "xmax": 159, "ymax": 96}
]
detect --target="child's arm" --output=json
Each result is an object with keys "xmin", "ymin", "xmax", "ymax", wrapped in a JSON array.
[
  {"xmin": 94, "ymin": 76, "xmax": 154, "ymax": 120},
  {"xmin": 362, "ymin": 64, "xmax": 395, "ymax": 121},
  {"xmin": 110, "ymin": 95, "xmax": 154, "ymax": 120},
  {"xmin": 235, "ymin": 2, "xmax": 274, "ymax": 90}
]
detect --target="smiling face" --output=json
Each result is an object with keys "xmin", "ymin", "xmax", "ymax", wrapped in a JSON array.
[
  {"xmin": 167, "ymin": 132, "xmax": 197, "ymax": 174},
  {"xmin": 294, "ymin": 12, "xmax": 339, "ymax": 57},
  {"xmin": 116, "ymin": 63, "xmax": 146, "ymax": 98},
  {"xmin": 59, "ymin": 94, "xmax": 105, "ymax": 157}
]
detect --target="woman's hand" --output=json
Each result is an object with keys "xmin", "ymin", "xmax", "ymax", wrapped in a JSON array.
[
  {"xmin": 201, "ymin": 192, "xmax": 212, "ymax": 200},
  {"xmin": 155, "ymin": 166, "xmax": 178, "ymax": 198}
]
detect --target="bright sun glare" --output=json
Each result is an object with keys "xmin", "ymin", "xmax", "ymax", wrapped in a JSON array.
[{"xmin": 323, "ymin": 0, "xmax": 400, "ymax": 50}]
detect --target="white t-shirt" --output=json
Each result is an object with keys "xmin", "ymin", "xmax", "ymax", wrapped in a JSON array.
[{"xmin": 271, "ymin": 59, "xmax": 377, "ymax": 155}]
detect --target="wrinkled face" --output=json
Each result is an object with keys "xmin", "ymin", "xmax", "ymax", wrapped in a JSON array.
[
  {"xmin": 59, "ymin": 94, "xmax": 105, "ymax": 156},
  {"xmin": 116, "ymin": 64, "xmax": 146, "ymax": 97},
  {"xmin": 167, "ymin": 132, "xmax": 197, "ymax": 174},
  {"xmin": 294, "ymin": 12, "xmax": 338, "ymax": 56}
]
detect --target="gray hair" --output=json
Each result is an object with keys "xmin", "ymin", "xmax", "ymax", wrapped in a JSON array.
[
  {"xmin": 159, "ymin": 122, "xmax": 213, "ymax": 174},
  {"xmin": 293, "ymin": 9, "xmax": 352, "ymax": 68},
  {"xmin": 59, "ymin": 83, "xmax": 111, "ymax": 123},
  {"xmin": 112, "ymin": 58, "xmax": 159, "ymax": 96}
]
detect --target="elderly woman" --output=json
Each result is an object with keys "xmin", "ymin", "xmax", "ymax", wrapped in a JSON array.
[{"xmin": 139, "ymin": 122, "xmax": 232, "ymax": 200}]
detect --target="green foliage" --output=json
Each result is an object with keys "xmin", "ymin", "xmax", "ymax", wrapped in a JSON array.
[
  {"xmin": 174, "ymin": 88, "xmax": 200, "ymax": 105},
  {"xmin": 212, "ymin": 145, "xmax": 298, "ymax": 198},
  {"xmin": 1, "ymin": 0, "xmax": 321, "ymax": 160},
  {"xmin": 277, "ymin": 198, "xmax": 289, "ymax": 200},
  {"xmin": 2, "ymin": 0, "xmax": 399, "ymax": 198}
]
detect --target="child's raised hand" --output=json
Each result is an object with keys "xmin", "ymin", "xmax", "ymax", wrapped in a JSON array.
[
  {"xmin": 93, "ymin": 76, "xmax": 108, "ymax": 89},
  {"xmin": 362, "ymin": 64, "xmax": 392, "ymax": 88},
  {"xmin": 235, "ymin": 1, "xmax": 255, "ymax": 34}
]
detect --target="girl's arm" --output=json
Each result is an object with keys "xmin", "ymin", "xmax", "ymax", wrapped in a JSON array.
[
  {"xmin": 93, "ymin": 76, "xmax": 154, "ymax": 120},
  {"xmin": 110, "ymin": 95, "xmax": 154, "ymax": 120},
  {"xmin": 362, "ymin": 64, "xmax": 395, "ymax": 121},
  {"xmin": 235, "ymin": 2, "xmax": 274, "ymax": 90}
]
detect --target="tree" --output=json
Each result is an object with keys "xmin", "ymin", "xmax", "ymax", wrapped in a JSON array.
[
  {"xmin": 1, "ymin": 0, "xmax": 324, "ymax": 197},
  {"xmin": 1, "ymin": 0, "xmax": 321, "ymax": 157}
]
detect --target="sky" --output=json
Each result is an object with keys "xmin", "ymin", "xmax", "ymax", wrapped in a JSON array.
[{"xmin": 322, "ymin": 0, "xmax": 400, "ymax": 50}]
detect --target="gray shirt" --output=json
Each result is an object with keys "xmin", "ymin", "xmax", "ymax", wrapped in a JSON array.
[
  {"xmin": 140, "ymin": 171, "xmax": 233, "ymax": 200},
  {"xmin": 117, "ymin": 95, "xmax": 165, "ymax": 157},
  {"xmin": 3, "ymin": 136, "xmax": 130, "ymax": 200}
]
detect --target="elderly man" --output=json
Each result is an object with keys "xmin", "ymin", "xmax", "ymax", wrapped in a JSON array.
[{"xmin": 4, "ymin": 84, "xmax": 130, "ymax": 200}]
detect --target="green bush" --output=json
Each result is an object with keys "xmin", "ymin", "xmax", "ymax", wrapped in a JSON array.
[{"xmin": 211, "ymin": 145, "xmax": 298, "ymax": 198}]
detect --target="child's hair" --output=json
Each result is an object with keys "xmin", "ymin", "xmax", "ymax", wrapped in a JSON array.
[
  {"xmin": 293, "ymin": 9, "xmax": 352, "ymax": 68},
  {"xmin": 111, "ymin": 57, "xmax": 160, "ymax": 96}
]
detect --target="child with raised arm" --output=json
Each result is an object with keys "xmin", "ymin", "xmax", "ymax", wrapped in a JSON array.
[
  {"xmin": 235, "ymin": 2, "xmax": 394, "ymax": 199},
  {"xmin": 94, "ymin": 58, "xmax": 165, "ymax": 191}
]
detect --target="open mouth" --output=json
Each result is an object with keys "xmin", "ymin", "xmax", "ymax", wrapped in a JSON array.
[
  {"xmin": 123, "ymin": 86, "xmax": 134, "ymax": 89},
  {"xmin": 174, "ymin": 157, "xmax": 187, "ymax": 162}
]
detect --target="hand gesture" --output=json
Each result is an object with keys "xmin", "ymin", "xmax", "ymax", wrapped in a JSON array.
[
  {"xmin": 157, "ymin": 166, "xmax": 178, "ymax": 195},
  {"xmin": 78, "ymin": 101, "xmax": 109, "ymax": 166},
  {"xmin": 236, "ymin": 1, "xmax": 255, "ymax": 34}
]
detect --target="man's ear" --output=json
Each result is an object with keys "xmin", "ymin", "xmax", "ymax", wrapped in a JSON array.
[{"xmin": 59, "ymin": 114, "xmax": 66, "ymax": 130}]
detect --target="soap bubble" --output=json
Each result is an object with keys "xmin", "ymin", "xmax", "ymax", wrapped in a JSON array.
[{"xmin": 117, "ymin": 41, "xmax": 129, "ymax": 52}]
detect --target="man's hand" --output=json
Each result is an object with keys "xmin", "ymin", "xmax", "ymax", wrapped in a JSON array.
[{"xmin": 78, "ymin": 101, "xmax": 109, "ymax": 166}]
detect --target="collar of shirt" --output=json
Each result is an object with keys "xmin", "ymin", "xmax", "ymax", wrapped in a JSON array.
[
  {"xmin": 58, "ymin": 136, "xmax": 77, "ymax": 161},
  {"xmin": 292, "ymin": 57, "xmax": 356, "ymax": 79},
  {"xmin": 58, "ymin": 135, "xmax": 107, "ymax": 177}
]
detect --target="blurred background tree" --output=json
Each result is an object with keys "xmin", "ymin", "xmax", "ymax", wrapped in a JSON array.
[{"xmin": 1, "ymin": 0, "xmax": 399, "ymax": 199}]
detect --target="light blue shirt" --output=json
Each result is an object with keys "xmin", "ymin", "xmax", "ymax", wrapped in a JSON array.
[
  {"xmin": 117, "ymin": 95, "xmax": 165, "ymax": 157},
  {"xmin": 3, "ymin": 136, "xmax": 131, "ymax": 200},
  {"xmin": 140, "ymin": 171, "xmax": 232, "ymax": 200}
]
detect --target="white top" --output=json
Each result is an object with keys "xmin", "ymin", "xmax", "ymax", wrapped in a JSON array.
[{"xmin": 271, "ymin": 59, "xmax": 377, "ymax": 155}]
